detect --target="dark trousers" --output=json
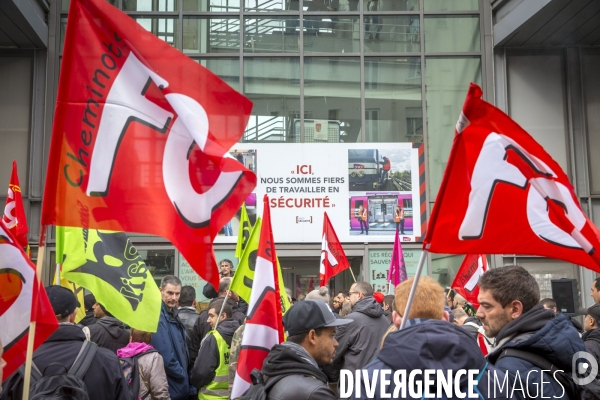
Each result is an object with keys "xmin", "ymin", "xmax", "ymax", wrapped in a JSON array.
[
  {"xmin": 360, "ymin": 219, "xmax": 368, "ymax": 233},
  {"xmin": 395, "ymin": 219, "xmax": 405, "ymax": 234}
]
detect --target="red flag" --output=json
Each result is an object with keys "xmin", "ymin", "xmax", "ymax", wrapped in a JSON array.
[
  {"xmin": 0, "ymin": 220, "xmax": 58, "ymax": 380},
  {"xmin": 451, "ymin": 254, "xmax": 487, "ymax": 309},
  {"xmin": 320, "ymin": 212, "xmax": 350, "ymax": 286},
  {"xmin": 41, "ymin": 0, "xmax": 256, "ymax": 289},
  {"xmin": 231, "ymin": 195, "xmax": 284, "ymax": 398},
  {"xmin": 3, "ymin": 161, "xmax": 29, "ymax": 250},
  {"xmin": 424, "ymin": 84, "xmax": 600, "ymax": 272}
]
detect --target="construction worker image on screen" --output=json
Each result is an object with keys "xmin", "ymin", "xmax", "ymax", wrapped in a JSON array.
[{"xmin": 358, "ymin": 205, "xmax": 369, "ymax": 235}]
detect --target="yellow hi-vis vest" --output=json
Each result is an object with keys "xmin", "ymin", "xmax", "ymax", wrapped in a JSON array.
[{"xmin": 199, "ymin": 330, "xmax": 230, "ymax": 400}]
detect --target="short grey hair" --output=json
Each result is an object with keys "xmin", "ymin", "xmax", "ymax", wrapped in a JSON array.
[
  {"xmin": 218, "ymin": 277, "xmax": 232, "ymax": 295},
  {"xmin": 161, "ymin": 275, "xmax": 182, "ymax": 289},
  {"xmin": 353, "ymin": 281, "xmax": 374, "ymax": 297}
]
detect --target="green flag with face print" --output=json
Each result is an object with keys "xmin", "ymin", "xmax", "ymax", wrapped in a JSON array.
[{"xmin": 59, "ymin": 227, "xmax": 161, "ymax": 332}]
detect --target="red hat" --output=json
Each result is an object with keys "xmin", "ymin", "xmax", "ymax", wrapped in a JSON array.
[{"xmin": 373, "ymin": 291, "xmax": 385, "ymax": 304}]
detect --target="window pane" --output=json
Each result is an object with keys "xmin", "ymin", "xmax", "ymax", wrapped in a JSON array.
[
  {"xmin": 365, "ymin": 57, "xmax": 422, "ymax": 143},
  {"xmin": 0, "ymin": 57, "xmax": 31, "ymax": 196},
  {"xmin": 123, "ymin": 0, "xmax": 177, "ymax": 11},
  {"xmin": 62, "ymin": 0, "xmax": 117, "ymax": 11},
  {"xmin": 184, "ymin": 17, "xmax": 239, "ymax": 54},
  {"xmin": 183, "ymin": 0, "xmax": 240, "ymax": 12},
  {"xmin": 244, "ymin": 17, "xmax": 299, "ymax": 53},
  {"xmin": 134, "ymin": 17, "xmax": 179, "ymax": 47},
  {"xmin": 304, "ymin": 57, "xmax": 360, "ymax": 143},
  {"xmin": 431, "ymin": 254, "xmax": 465, "ymax": 288},
  {"xmin": 424, "ymin": 0, "xmax": 478, "ymax": 11},
  {"xmin": 364, "ymin": 16, "xmax": 420, "ymax": 53},
  {"xmin": 583, "ymin": 53, "xmax": 600, "ymax": 194},
  {"xmin": 424, "ymin": 16, "xmax": 480, "ymax": 53},
  {"xmin": 303, "ymin": 0, "xmax": 362, "ymax": 11},
  {"xmin": 376, "ymin": 0, "xmax": 419, "ymax": 11},
  {"xmin": 303, "ymin": 16, "xmax": 359, "ymax": 53},
  {"xmin": 426, "ymin": 57, "xmax": 481, "ymax": 198},
  {"xmin": 197, "ymin": 58, "xmax": 240, "ymax": 91},
  {"xmin": 245, "ymin": 0, "xmax": 290, "ymax": 12},
  {"xmin": 243, "ymin": 58, "xmax": 300, "ymax": 142},
  {"xmin": 60, "ymin": 17, "xmax": 67, "ymax": 54}
]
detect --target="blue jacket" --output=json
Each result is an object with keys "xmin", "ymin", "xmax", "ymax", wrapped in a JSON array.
[
  {"xmin": 351, "ymin": 319, "xmax": 508, "ymax": 399},
  {"xmin": 487, "ymin": 305, "xmax": 586, "ymax": 400},
  {"xmin": 150, "ymin": 302, "xmax": 193, "ymax": 400}
]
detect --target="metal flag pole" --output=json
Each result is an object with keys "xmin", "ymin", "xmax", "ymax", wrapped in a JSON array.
[
  {"xmin": 399, "ymin": 249, "xmax": 428, "ymax": 330},
  {"xmin": 213, "ymin": 289, "xmax": 230, "ymax": 331}
]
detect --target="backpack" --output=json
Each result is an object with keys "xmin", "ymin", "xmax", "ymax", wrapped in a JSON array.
[
  {"xmin": 19, "ymin": 340, "xmax": 97, "ymax": 400},
  {"xmin": 498, "ymin": 348, "xmax": 600, "ymax": 400},
  {"xmin": 119, "ymin": 349, "xmax": 158, "ymax": 400},
  {"xmin": 235, "ymin": 369, "xmax": 269, "ymax": 400}
]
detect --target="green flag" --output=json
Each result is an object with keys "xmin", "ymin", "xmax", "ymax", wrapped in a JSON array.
[
  {"xmin": 235, "ymin": 204, "xmax": 252, "ymax": 259},
  {"xmin": 231, "ymin": 218, "xmax": 291, "ymax": 315},
  {"xmin": 59, "ymin": 227, "xmax": 162, "ymax": 332}
]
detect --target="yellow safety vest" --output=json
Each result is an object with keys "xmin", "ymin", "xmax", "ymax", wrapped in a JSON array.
[{"xmin": 199, "ymin": 330, "xmax": 230, "ymax": 400}]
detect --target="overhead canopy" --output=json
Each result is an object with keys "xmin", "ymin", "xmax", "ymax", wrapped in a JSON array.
[{"xmin": 0, "ymin": 0, "xmax": 48, "ymax": 49}]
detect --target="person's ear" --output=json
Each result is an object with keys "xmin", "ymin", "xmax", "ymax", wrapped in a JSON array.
[
  {"xmin": 68, "ymin": 309, "xmax": 78, "ymax": 324},
  {"xmin": 443, "ymin": 310, "xmax": 450, "ymax": 322},
  {"xmin": 392, "ymin": 310, "xmax": 402, "ymax": 328},
  {"xmin": 307, "ymin": 329, "xmax": 318, "ymax": 346},
  {"xmin": 508, "ymin": 300, "xmax": 523, "ymax": 320}
]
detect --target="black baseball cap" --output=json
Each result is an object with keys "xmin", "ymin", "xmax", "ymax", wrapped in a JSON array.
[
  {"xmin": 46, "ymin": 286, "xmax": 80, "ymax": 319},
  {"xmin": 579, "ymin": 304, "xmax": 600, "ymax": 320},
  {"xmin": 283, "ymin": 300, "xmax": 351, "ymax": 336}
]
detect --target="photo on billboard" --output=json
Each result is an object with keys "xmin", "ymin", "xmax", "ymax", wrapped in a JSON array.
[
  {"xmin": 349, "ymin": 192, "xmax": 413, "ymax": 236},
  {"xmin": 216, "ymin": 149, "xmax": 258, "ymax": 238}
]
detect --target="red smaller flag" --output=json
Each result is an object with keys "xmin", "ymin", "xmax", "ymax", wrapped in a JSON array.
[
  {"xmin": 0, "ymin": 219, "xmax": 58, "ymax": 380},
  {"xmin": 451, "ymin": 254, "xmax": 487, "ymax": 309},
  {"xmin": 320, "ymin": 212, "xmax": 350, "ymax": 286},
  {"xmin": 3, "ymin": 161, "xmax": 29, "ymax": 250}
]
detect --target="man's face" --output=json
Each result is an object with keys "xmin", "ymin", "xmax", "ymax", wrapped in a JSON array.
[
  {"xmin": 348, "ymin": 284, "xmax": 362, "ymax": 307},
  {"xmin": 161, "ymin": 284, "xmax": 181, "ymax": 309},
  {"xmin": 220, "ymin": 261, "xmax": 232, "ymax": 277},
  {"xmin": 313, "ymin": 327, "xmax": 338, "ymax": 366},
  {"xmin": 476, "ymin": 289, "xmax": 512, "ymax": 338},
  {"xmin": 591, "ymin": 283, "xmax": 600, "ymax": 304},
  {"xmin": 92, "ymin": 302, "xmax": 104, "ymax": 318},
  {"xmin": 207, "ymin": 308, "xmax": 222, "ymax": 330},
  {"xmin": 333, "ymin": 299, "xmax": 341, "ymax": 309},
  {"xmin": 584, "ymin": 315, "xmax": 594, "ymax": 331}
]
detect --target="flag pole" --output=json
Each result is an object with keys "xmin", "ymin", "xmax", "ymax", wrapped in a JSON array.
[
  {"xmin": 214, "ymin": 289, "xmax": 230, "ymax": 331},
  {"xmin": 399, "ymin": 249, "xmax": 428, "ymax": 330},
  {"xmin": 22, "ymin": 226, "xmax": 47, "ymax": 400},
  {"xmin": 347, "ymin": 267, "xmax": 357, "ymax": 282}
]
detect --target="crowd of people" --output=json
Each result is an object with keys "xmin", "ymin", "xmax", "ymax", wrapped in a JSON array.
[{"xmin": 1, "ymin": 261, "xmax": 600, "ymax": 399}]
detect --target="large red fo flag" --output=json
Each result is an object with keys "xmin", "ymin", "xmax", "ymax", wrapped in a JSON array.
[
  {"xmin": 3, "ymin": 161, "xmax": 29, "ymax": 250},
  {"xmin": 424, "ymin": 84, "xmax": 600, "ymax": 273},
  {"xmin": 231, "ymin": 195, "xmax": 285, "ymax": 399},
  {"xmin": 320, "ymin": 212, "xmax": 350, "ymax": 286},
  {"xmin": 41, "ymin": 0, "xmax": 256, "ymax": 289},
  {"xmin": 0, "ymin": 220, "xmax": 58, "ymax": 380},
  {"xmin": 451, "ymin": 254, "xmax": 487, "ymax": 309}
]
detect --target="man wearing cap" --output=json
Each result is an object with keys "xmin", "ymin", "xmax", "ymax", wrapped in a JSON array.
[
  {"xmin": 581, "ymin": 303, "xmax": 600, "ymax": 367},
  {"xmin": 260, "ymin": 299, "xmax": 351, "ymax": 400},
  {"xmin": 0, "ymin": 286, "xmax": 129, "ymax": 400}
]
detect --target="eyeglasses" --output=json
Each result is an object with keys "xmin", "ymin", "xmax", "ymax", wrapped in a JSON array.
[{"xmin": 348, "ymin": 291, "xmax": 360, "ymax": 295}]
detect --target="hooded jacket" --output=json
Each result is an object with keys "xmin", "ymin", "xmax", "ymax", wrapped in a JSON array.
[
  {"xmin": 487, "ymin": 305, "xmax": 586, "ymax": 400},
  {"xmin": 0, "ymin": 324, "xmax": 129, "ymax": 400},
  {"xmin": 117, "ymin": 342, "xmax": 170, "ymax": 400},
  {"xmin": 150, "ymin": 302, "xmax": 193, "ymax": 400},
  {"xmin": 333, "ymin": 297, "xmax": 390, "ymax": 371},
  {"xmin": 582, "ymin": 328, "xmax": 600, "ymax": 368},
  {"xmin": 78, "ymin": 310, "xmax": 96, "ymax": 327},
  {"xmin": 262, "ymin": 342, "xmax": 336, "ymax": 400},
  {"xmin": 190, "ymin": 298, "xmax": 246, "ymax": 365},
  {"xmin": 352, "ymin": 319, "xmax": 509, "ymax": 399},
  {"xmin": 84, "ymin": 316, "xmax": 130, "ymax": 352},
  {"xmin": 190, "ymin": 318, "xmax": 240, "ymax": 390}
]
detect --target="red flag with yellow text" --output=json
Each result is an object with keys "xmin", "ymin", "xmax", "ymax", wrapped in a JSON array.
[
  {"xmin": 41, "ymin": 0, "xmax": 256, "ymax": 289},
  {"xmin": 3, "ymin": 161, "xmax": 29, "ymax": 251}
]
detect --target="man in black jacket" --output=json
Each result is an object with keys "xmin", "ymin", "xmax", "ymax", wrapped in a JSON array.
[
  {"xmin": 191, "ymin": 299, "xmax": 240, "ymax": 399},
  {"xmin": 333, "ymin": 281, "xmax": 390, "ymax": 371},
  {"xmin": 261, "ymin": 300, "xmax": 350, "ymax": 400},
  {"xmin": 0, "ymin": 286, "xmax": 129, "ymax": 400},
  {"xmin": 178, "ymin": 285, "xmax": 200, "ymax": 350},
  {"xmin": 581, "ymin": 303, "xmax": 600, "ymax": 368},
  {"xmin": 190, "ymin": 278, "xmax": 246, "ymax": 365},
  {"xmin": 78, "ymin": 293, "xmax": 97, "ymax": 327},
  {"xmin": 82, "ymin": 302, "xmax": 129, "ymax": 352}
]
